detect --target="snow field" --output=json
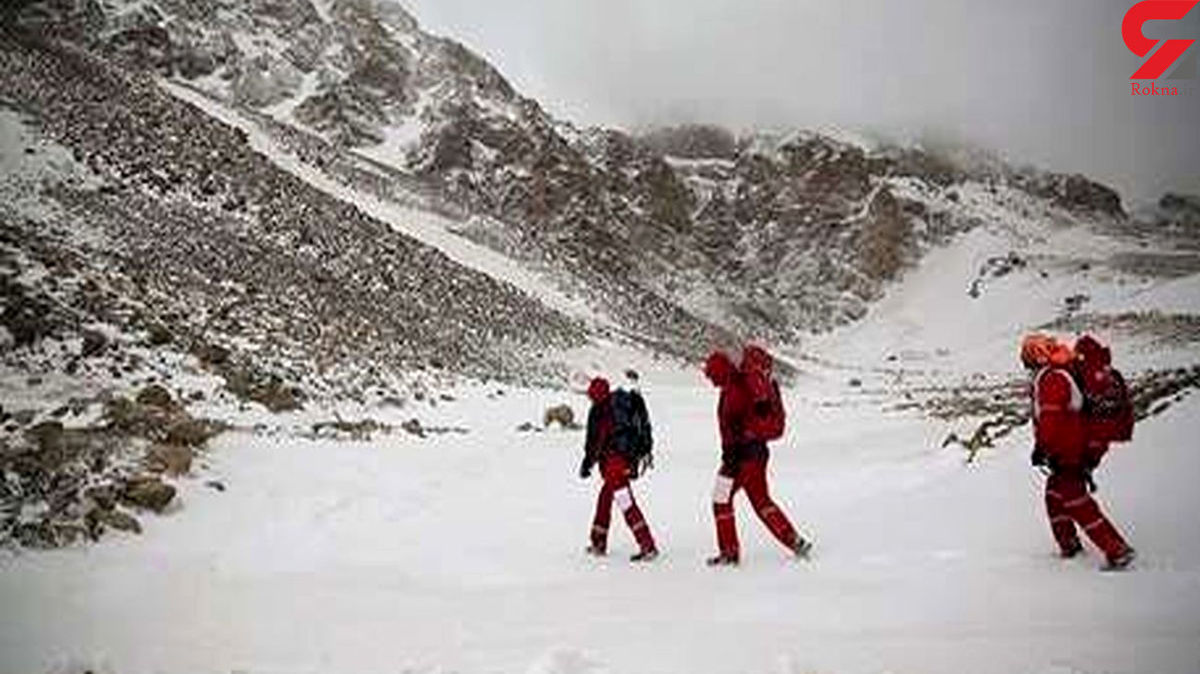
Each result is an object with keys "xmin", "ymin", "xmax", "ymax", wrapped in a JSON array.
[{"xmin": 2, "ymin": 373, "xmax": 1198, "ymax": 674}]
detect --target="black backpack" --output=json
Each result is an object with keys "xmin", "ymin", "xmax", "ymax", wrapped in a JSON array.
[{"xmin": 610, "ymin": 388, "xmax": 653, "ymax": 477}]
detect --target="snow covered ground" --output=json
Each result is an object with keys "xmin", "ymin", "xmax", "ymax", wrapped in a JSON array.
[
  {"xmin": 2, "ymin": 363, "xmax": 1197, "ymax": 674},
  {"xmin": 3, "ymin": 213, "xmax": 1199, "ymax": 674}
]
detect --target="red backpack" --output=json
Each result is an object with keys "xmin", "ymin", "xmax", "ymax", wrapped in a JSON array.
[
  {"xmin": 1073, "ymin": 335, "xmax": 1134, "ymax": 444},
  {"xmin": 741, "ymin": 345, "xmax": 786, "ymax": 442}
]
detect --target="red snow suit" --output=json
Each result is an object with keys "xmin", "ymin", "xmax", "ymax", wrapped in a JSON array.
[
  {"xmin": 1032, "ymin": 366, "xmax": 1088, "ymax": 471},
  {"xmin": 1032, "ymin": 366, "xmax": 1132, "ymax": 563},
  {"xmin": 705, "ymin": 353, "xmax": 804, "ymax": 560},
  {"xmin": 582, "ymin": 381, "xmax": 656, "ymax": 555}
]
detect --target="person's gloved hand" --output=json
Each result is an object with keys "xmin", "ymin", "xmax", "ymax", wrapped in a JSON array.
[
  {"xmin": 720, "ymin": 446, "xmax": 739, "ymax": 474},
  {"xmin": 578, "ymin": 459, "xmax": 592, "ymax": 480},
  {"xmin": 1030, "ymin": 447, "xmax": 1048, "ymax": 468}
]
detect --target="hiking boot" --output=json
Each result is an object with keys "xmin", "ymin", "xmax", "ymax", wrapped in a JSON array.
[
  {"xmin": 793, "ymin": 537, "xmax": 813, "ymax": 560},
  {"xmin": 1103, "ymin": 548, "xmax": 1136, "ymax": 571},
  {"xmin": 630, "ymin": 549, "xmax": 658, "ymax": 563},
  {"xmin": 1060, "ymin": 542, "xmax": 1083, "ymax": 559},
  {"xmin": 705, "ymin": 553, "xmax": 739, "ymax": 567},
  {"xmin": 585, "ymin": 544, "xmax": 607, "ymax": 557}
]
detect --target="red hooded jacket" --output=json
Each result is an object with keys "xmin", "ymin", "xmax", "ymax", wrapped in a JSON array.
[{"xmin": 1032, "ymin": 365, "xmax": 1087, "ymax": 470}]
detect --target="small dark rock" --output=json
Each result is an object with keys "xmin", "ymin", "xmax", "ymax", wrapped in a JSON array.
[
  {"xmin": 146, "ymin": 323, "xmax": 173, "ymax": 345},
  {"xmin": 136, "ymin": 384, "xmax": 175, "ymax": 410},
  {"xmin": 85, "ymin": 484, "xmax": 118, "ymax": 511},
  {"xmin": 194, "ymin": 342, "xmax": 230, "ymax": 367},
  {"xmin": 165, "ymin": 418, "xmax": 221, "ymax": 447},
  {"xmin": 205, "ymin": 480, "xmax": 226, "ymax": 492},
  {"xmin": 25, "ymin": 420, "xmax": 64, "ymax": 452},
  {"xmin": 401, "ymin": 418, "xmax": 426, "ymax": 438},
  {"xmin": 543, "ymin": 404, "xmax": 578, "ymax": 429},
  {"xmin": 121, "ymin": 476, "xmax": 176, "ymax": 513},
  {"xmin": 145, "ymin": 443, "xmax": 193, "ymax": 476},
  {"xmin": 91, "ymin": 507, "xmax": 142, "ymax": 534},
  {"xmin": 81, "ymin": 329, "xmax": 108, "ymax": 358}
]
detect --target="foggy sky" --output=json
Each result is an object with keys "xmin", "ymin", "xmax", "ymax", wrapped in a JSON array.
[{"xmin": 400, "ymin": 0, "xmax": 1199, "ymax": 204}]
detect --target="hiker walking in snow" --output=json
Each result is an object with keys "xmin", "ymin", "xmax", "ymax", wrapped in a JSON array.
[
  {"xmin": 1022, "ymin": 334, "xmax": 1136, "ymax": 570},
  {"xmin": 703, "ymin": 347, "xmax": 812, "ymax": 566},
  {"xmin": 579, "ymin": 376, "xmax": 659, "ymax": 562}
]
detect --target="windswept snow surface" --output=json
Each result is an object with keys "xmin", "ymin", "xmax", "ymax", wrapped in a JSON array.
[{"xmin": 2, "ymin": 367, "xmax": 1198, "ymax": 674}]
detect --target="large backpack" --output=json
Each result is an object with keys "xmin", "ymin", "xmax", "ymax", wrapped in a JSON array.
[
  {"xmin": 741, "ymin": 345, "xmax": 786, "ymax": 442},
  {"xmin": 611, "ymin": 388, "xmax": 654, "ymax": 477},
  {"xmin": 1073, "ymin": 336, "xmax": 1134, "ymax": 445}
]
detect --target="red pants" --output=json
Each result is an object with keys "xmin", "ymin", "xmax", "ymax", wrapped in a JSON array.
[
  {"xmin": 1045, "ymin": 471, "xmax": 1131, "ymax": 563},
  {"xmin": 591, "ymin": 455, "xmax": 657, "ymax": 554},
  {"xmin": 712, "ymin": 457, "xmax": 801, "ymax": 559}
]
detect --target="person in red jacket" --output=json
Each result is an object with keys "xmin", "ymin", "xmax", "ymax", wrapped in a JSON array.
[
  {"xmin": 1022, "ymin": 335, "xmax": 1135, "ymax": 570},
  {"xmin": 579, "ymin": 377, "xmax": 658, "ymax": 562},
  {"xmin": 703, "ymin": 350, "xmax": 811, "ymax": 566}
]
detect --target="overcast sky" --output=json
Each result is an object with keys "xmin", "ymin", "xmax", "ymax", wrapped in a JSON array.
[{"xmin": 400, "ymin": 0, "xmax": 1199, "ymax": 204}]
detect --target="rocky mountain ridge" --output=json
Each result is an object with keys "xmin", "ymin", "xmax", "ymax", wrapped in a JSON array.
[{"xmin": 8, "ymin": 0, "xmax": 1138, "ymax": 347}]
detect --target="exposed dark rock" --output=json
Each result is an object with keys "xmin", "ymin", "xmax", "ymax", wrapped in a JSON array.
[
  {"xmin": 89, "ymin": 506, "xmax": 142, "ymax": 534},
  {"xmin": 164, "ymin": 417, "xmax": 221, "ymax": 447},
  {"xmin": 401, "ymin": 418, "xmax": 425, "ymax": 438},
  {"xmin": 146, "ymin": 322, "xmax": 173, "ymax": 345},
  {"xmin": 542, "ymin": 404, "xmax": 578, "ymax": 430},
  {"xmin": 145, "ymin": 443, "xmax": 192, "ymax": 476},
  {"xmin": 121, "ymin": 476, "xmax": 176, "ymax": 513},
  {"xmin": 135, "ymin": 384, "xmax": 175, "ymax": 410},
  {"xmin": 80, "ymin": 328, "xmax": 108, "ymax": 357},
  {"xmin": 84, "ymin": 483, "xmax": 118, "ymax": 511}
]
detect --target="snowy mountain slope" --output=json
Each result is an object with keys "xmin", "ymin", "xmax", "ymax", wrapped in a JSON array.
[
  {"xmin": 0, "ymin": 25, "xmax": 596, "ymax": 550},
  {"xmin": 2, "ymin": 197, "xmax": 1199, "ymax": 674},
  {"xmin": 0, "ymin": 30, "xmax": 586, "ymax": 393},
  {"xmin": 10, "ymin": 0, "xmax": 1140, "ymax": 350},
  {"xmin": 162, "ymin": 79, "xmax": 604, "ymax": 326},
  {"xmin": 808, "ymin": 178, "xmax": 1198, "ymax": 374}
]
